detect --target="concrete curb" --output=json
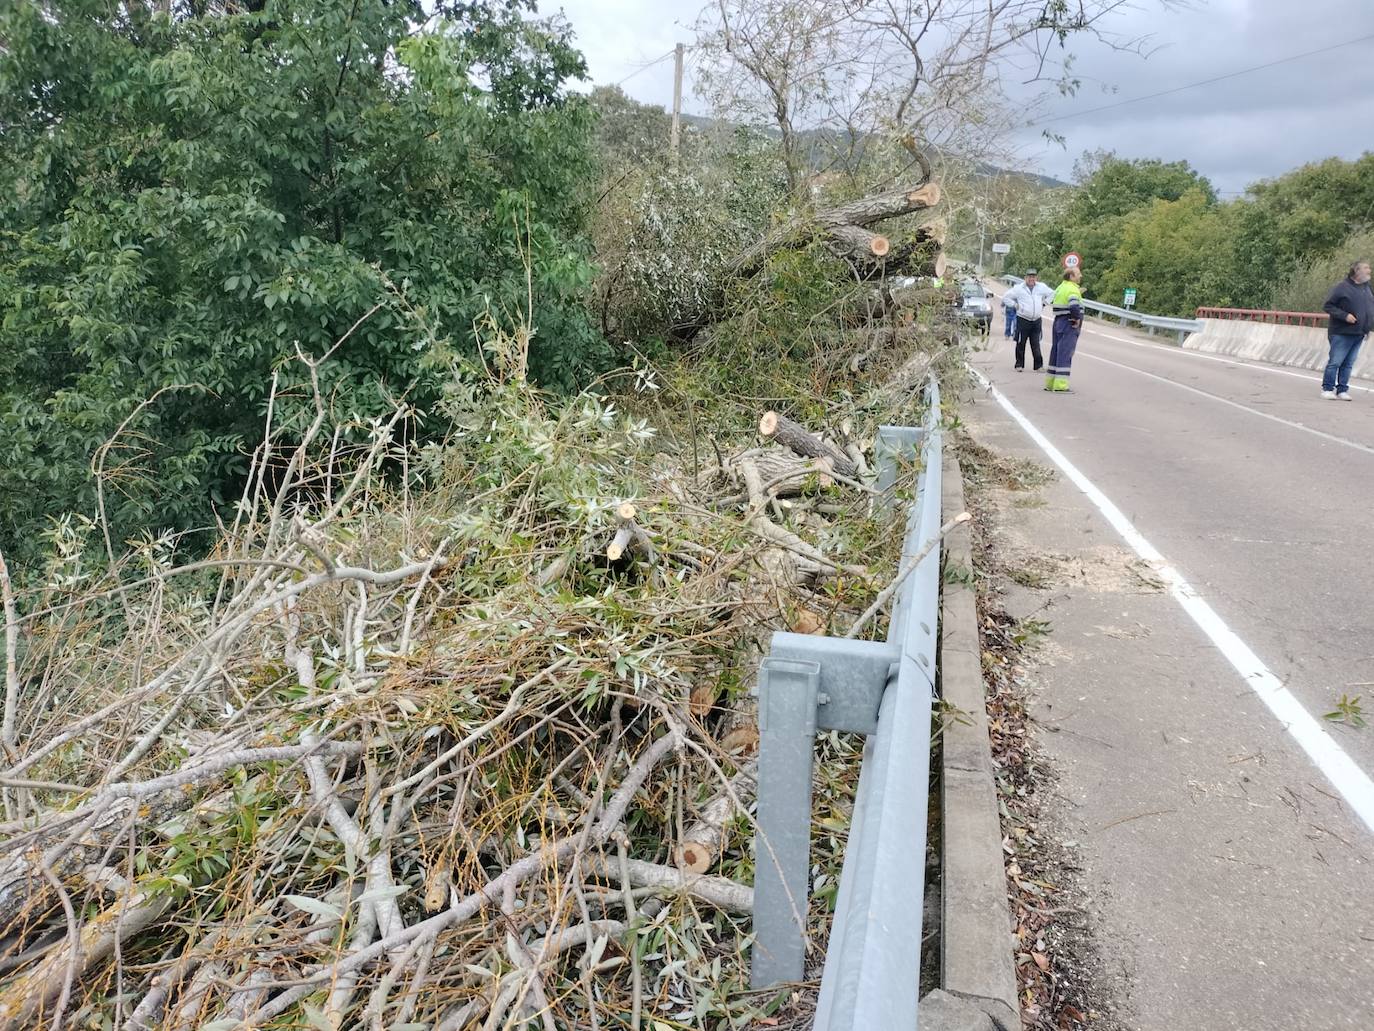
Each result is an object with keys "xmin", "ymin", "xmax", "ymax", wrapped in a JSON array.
[
  {"xmin": 939, "ymin": 453, "xmax": 1020, "ymax": 1031},
  {"xmin": 919, "ymin": 988, "xmax": 999, "ymax": 1031}
]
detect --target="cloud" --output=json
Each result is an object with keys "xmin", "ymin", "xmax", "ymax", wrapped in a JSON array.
[
  {"xmin": 548, "ymin": 0, "xmax": 701, "ymax": 110},
  {"xmin": 1002, "ymin": 0, "xmax": 1374, "ymax": 191},
  {"xmin": 545, "ymin": 0, "xmax": 1373, "ymax": 193}
]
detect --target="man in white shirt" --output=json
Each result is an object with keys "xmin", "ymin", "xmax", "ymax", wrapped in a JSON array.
[{"xmin": 1004, "ymin": 269, "xmax": 1056, "ymax": 371}]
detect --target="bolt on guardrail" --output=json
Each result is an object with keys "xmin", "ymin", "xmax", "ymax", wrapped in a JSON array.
[{"xmin": 750, "ymin": 380, "xmax": 943, "ymax": 1031}]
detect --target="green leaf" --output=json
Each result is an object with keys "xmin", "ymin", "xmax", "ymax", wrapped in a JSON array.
[
  {"xmin": 357, "ymin": 885, "xmax": 409, "ymax": 906},
  {"xmin": 282, "ymin": 895, "xmax": 343, "ymax": 920}
]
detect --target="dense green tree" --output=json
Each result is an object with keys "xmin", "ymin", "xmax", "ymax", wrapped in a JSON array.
[
  {"xmin": 1098, "ymin": 190, "xmax": 1242, "ymax": 316},
  {"xmin": 1273, "ymin": 227, "xmax": 1374, "ymax": 313},
  {"xmin": 1068, "ymin": 150, "xmax": 1217, "ymax": 218},
  {"xmin": 588, "ymin": 85, "xmax": 674, "ymax": 170},
  {"xmin": 1230, "ymin": 154, "xmax": 1374, "ymax": 295},
  {"xmin": 0, "ymin": 0, "xmax": 609, "ymax": 561},
  {"xmin": 1008, "ymin": 154, "xmax": 1215, "ymax": 297},
  {"xmin": 1010, "ymin": 151, "xmax": 1374, "ymax": 312}
]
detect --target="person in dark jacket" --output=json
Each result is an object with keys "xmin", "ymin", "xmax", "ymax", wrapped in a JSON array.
[{"xmin": 1321, "ymin": 259, "xmax": 1374, "ymax": 400}]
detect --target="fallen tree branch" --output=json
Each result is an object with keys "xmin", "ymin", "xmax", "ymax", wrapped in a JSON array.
[
  {"xmin": 845, "ymin": 512, "xmax": 971, "ymax": 640},
  {"xmin": 233, "ymin": 730, "xmax": 683, "ymax": 1028},
  {"xmin": 675, "ymin": 761, "xmax": 757, "ymax": 873},
  {"xmin": 585, "ymin": 855, "xmax": 753, "ymax": 914},
  {"xmin": 759, "ymin": 411, "xmax": 857, "ymax": 479}
]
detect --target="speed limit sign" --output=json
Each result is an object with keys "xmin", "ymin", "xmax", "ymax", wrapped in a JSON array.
[{"xmin": 1062, "ymin": 252, "xmax": 1081, "ymax": 270}]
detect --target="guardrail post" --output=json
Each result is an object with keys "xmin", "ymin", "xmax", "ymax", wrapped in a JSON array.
[
  {"xmin": 751, "ymin": 657, "xmax": 822, "ymax": 987},
  {"xmin": 750, "ymin": 378, "xmax": 942, "ymax": 1004}
]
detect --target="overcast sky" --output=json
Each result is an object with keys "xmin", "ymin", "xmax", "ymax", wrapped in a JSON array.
[{"xmin": 548, "ymin": 0, "xmax": 1374, "ymax": 195}]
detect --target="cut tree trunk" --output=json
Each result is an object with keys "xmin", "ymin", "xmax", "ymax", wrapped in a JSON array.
[
  {"xmin": 827, "ymin": 224, "xmax": 890, "ymax": 263},
  {"xmin": 675, "ymin": 762, "xmax": 757, "ymax": 874},
  {"xmin": 819, "ymin": 181, "xmax": 942, "ymax": 229},
  {"xmin": 758, "ymin": 412, "xmax": 857, "ymax": 479},
  {"xmin": 728, "ymin": 181, "xmax": 943, "ymax": 279},
  {"xmin": 605, "ymin": 503, "xmax": 655, "ymax": 564},
  {"xmin": 670, "ymin": 178, "xmax": 945, "ymax": 339}
]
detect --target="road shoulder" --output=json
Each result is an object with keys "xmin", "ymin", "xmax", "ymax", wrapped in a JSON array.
[{"xmin": 957, "ymin": 385, "xmax": 1374, "ymax": 1031}]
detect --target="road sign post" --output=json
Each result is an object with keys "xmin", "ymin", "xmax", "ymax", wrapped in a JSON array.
[
  {"xmin": 1062, "ymin": 251, "xmax": 1081, "ymax": 271},
  {"xmin": 1123, "ymin": 288, "xmax": 1137, "ymax": 308},
  {"xmin": 991, "ymin": 243, "xmax": 1010, "ymax": 254}
]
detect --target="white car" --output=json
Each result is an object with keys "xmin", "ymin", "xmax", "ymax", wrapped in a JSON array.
[{"xmin": 957, "ymin": 280, "xmax": 992, "ymax": 334}]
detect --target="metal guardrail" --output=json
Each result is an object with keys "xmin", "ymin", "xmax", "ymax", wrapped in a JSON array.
[
  {"xmin": 1000, "ymin": 275, "xmax": 1204, "ymax": 341},
  {"xmin": 1196, "ymin": 306, "xmax": 1327, "ymax": 328},
  {"xmin": 751, "ymin": 380, "xmax": 942, "ymax": 1031}
]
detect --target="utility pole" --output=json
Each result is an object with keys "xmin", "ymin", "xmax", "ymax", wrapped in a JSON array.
[{"xmin": 670, "ymin": 43, "xmax": 684, "ymax": 166}]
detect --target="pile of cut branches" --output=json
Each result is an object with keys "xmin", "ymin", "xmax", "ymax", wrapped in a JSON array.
[{"xmin": 0, "ymin": 314, "xmax": 955, "ymax": 1030}]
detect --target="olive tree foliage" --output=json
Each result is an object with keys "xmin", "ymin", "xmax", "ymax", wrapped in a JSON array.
[
  {"xmin": 0, "ymin": 0, "xmax": 609, "ymax": 564},
  {"xmin": 586, "ymin": 88, "xmax": 790, "ymax": 342},
  {"xmin": 692, "ymin": 0, "xmax": 1156, "ymax": 194}
]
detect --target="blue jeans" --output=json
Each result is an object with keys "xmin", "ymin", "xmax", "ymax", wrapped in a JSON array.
[
  {"xmin": 1322, "ymin": 332, "xmax": 1364, "ymax": 393},
  {"xmin": 1003, "ymin": 307, "xmax": 1016, "ymax": 337}
]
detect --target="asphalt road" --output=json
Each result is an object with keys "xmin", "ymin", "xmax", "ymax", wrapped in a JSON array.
[{"xmin": 963, "ymin": 313, "xmax": 1374, "ymax": 1029}]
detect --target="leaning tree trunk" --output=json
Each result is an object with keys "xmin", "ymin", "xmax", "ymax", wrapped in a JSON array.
[
  {"xmin": 728, "ymin": 181, "xmax": 943, "ymax": 279},
  {"xmin": 670, "ymin": 179, "xmax": 946, "ymax": 340}
]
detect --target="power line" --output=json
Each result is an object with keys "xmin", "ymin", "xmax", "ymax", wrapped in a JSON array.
[
  {"xmin": 614, "ymin": 49, "xmax": 678, "ymax": 88},
  {"xmin": 1031, "ymin": 32, "xmax": 1374, "ymax": 127}
]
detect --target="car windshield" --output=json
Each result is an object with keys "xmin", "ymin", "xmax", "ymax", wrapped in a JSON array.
[{"xmin": 960, "ymin": 283, "xmax": 985, "ymax": 299}]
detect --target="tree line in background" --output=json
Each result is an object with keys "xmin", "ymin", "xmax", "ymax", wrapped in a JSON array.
[{"xmin": 1008, "ymin": 150, "xmax": 1374, "ymax": 316}]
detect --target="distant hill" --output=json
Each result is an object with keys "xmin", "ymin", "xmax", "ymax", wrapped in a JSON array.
[{"xmin": 674, "ymin": 112, "xmax": 1067, "ymax": 188}]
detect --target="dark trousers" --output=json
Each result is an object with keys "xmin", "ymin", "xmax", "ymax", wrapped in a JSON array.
[{"xmin": 1014, "ymin": 316, "xmax": 1043, "ymax": 370}]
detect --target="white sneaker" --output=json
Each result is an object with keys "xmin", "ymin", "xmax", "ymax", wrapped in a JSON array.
[
  {"xmin": 1321, "ymin": 390, "xmax": 1337, "ymax": 399},
  {"xmin": 1338, "ymin": 392, "xmax": 1354, "ymax": 402}
]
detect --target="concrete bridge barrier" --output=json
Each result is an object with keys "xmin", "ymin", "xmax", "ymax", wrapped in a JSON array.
[{"xmin": 1187, "ymin": 308, "xmax": 1374, "ymax": 383}]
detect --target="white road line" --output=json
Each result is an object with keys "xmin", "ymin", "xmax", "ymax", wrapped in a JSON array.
[
  {"xmin": 970, "ymin": 368, "xmax": 1374, "ymax": 835},
  {"xmin": 1079, "ymin": 352, "xmax": 1374, "ymax": 457},
  {"xmin": 1084, "ymin": 325, "xmax": 1374, "ymax": 395}
]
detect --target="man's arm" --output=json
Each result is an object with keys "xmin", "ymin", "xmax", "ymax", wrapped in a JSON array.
[{"xmin": 1323, "ymin": 282, "xmax": 1357, "ymax": 324}]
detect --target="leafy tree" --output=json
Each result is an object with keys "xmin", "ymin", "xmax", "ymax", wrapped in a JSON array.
[
  {"xmin": 0, "ymin": 0, "xmax": 609, "ymax": 562},
  {"xmin": 1098, "ymin": 190, "xmax": 1241, "ymax": 316},
  {"xmin": 1068, "ymin": 151, "xmax": 1217, "ymax": 217},
  {"xmin": 590, "ymin": 126, "xmax": 788, "ymax": 341},
  {"xmin": 1273, "ymin": 227, "xmax": 1374, "ymax": 313},
  {"xmin": 1011, "ymin": 152, "xmax": 1220, "ymax": 299},
  {"xmin": 1230, "ymin": 153, "xmax": 1374, "ymax": 298},
  {"xmin": 1011, "ymin": 150, "xmax": 1374, "ymax": 312},
  {"xmin": 588, "ymin": 85, "xmax": 674, "ymax": 170}
]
